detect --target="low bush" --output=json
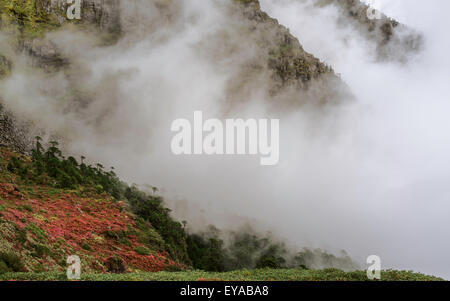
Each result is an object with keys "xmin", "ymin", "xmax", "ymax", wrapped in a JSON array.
[
  {"xmin": 134, "ymin": 246, "xmax": 151, "ymax": 256},
  {"xmin": 0, "ymin": 252, "xmax": 25, "ymax": 273},
  {"xmin": 105, "ymin": 256, "xmax": 127, "ymax": 274},
  {"xmin": 81, "ymin": 242, "xmax": 92, "ymax": 251}
]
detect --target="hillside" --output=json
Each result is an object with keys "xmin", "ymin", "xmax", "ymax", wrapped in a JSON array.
[
  {"xmin": 0, "ymin": 0, "xmax": 442, "ymax": 282},
  {"xmin": 0, "ymin": 0, "xmax": 352, "ymax": 153},
  {"xmin": 0, "ymin": 146, "xmax": 189, "ymax": 274},
  {"xmin": 0, "ymin": 134, "xmax": 442, "ymax": 281},
  {"xmin": 321, "ymin": 0, "xmax": 423, "ymax": 61}
]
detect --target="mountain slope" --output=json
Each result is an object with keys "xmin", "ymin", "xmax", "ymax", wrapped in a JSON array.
[
  {"xmin": 0, "ymin": 0, "xmax": 351, "ymax": 154},
  {"xmin": 0, "ymin": 147, "xmax": 187, "ymax": 273},
  {"xmin": 0, "ymin": 139, "xmax": 443, "ymax": 280},
  {"xmin": 320, "ymin": 0, "xmax": 423, "ymax": 61}
]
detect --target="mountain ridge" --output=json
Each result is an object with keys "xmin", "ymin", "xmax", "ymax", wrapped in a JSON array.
[{"xmin": 0, "ymin": 0, "xmax": 349, "ymax": 153}]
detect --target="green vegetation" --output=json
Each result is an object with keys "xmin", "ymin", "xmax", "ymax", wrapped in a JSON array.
[
  {"xmin": 134, "ymin": 246, "xmax": 152, "ymax": 256},
  {"xmin": 3, "ymin": 140, "xmax": 360, "ymax": 274},
  {"xmin": 0, "ymin": 55, "xmax": 12, "ymax": 78},
  {"xmin": 0, "ymin": 268, "xmax": 444, "ymax": 281},
  {"xmin": 233, "ymin": 0, "xmax": 259, "ymax": 5},
  {"xmin": 105, "ymin": 256, "xmax": 127, "ymax": 274},
  {"xmin": 187, "ymin": 229, "xmax": 226, "ymax": 272},
  {"xmin": 124, "ymin": 185, "xmax": 190, "ymax": 264},
  {"xmin": 0, "ymin": 251, "xmax": 25, "ymax": 273},
  {"xmin": 268, "ymin": 41, "xmax": 332, "ymax": 84},
  {"xmin": 186, "ymin": 226, "xmax": 359, "ymax": 272},
  {"xmin": 0, "ymin": 0, "xmax": 61, "ymax": 41},
  {"xmin": 4, "ymin": 137, "xmax": 192, "ymax": 265}
]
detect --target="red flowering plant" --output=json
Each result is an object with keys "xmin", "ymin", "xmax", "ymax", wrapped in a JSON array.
[{"xmin": 0, "ymin": 147, "xmax": 186, "ymax": 273}]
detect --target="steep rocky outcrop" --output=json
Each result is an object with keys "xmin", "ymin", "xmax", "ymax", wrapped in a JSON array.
[
  {"xmin": 320, "ymin": 0, "xmax": 423, "ymax": 62},
  {"xmin": 0, "ymin": 0, "xmax": 352, "ymax": 152},
  {"xmin": 1, "ymin": 0, "xmax": 348, "ymax": 96},
  {"xmin": 235, "ymin": 0, "xmax": 347, "ymax": 99},
  {"xmin": 0, "ymin": 0, "xmax": 122, "ymax": 152},
  {"xmin": 0, "ymin": 149, "xmax": 186, "ymax": 273},
  {"xmin": 0, "ymin": 55, "xmax": 11, "ymax": 77},
  {"xmin": 0, "ymin": 0, "xmax": 420, "ymax": 152},
  {"xmin": 0, "ymin": 0, "xmax": 121, "ymax": 70},
  {"xmin": 0, "ymin": 105, "xmax": 32, "ymax": 153}
]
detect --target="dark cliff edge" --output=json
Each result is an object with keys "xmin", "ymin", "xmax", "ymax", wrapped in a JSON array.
[
  {"xmin": 0, "ymin": 0, "xmax": 422, "ymax": 150},
  {"xmin": 320, "ymin": 0, "xmax": 423, "ymax": 62},
  {"xmin": 0, "ymin": 0, "xmax": 353, "ymax": 152}
]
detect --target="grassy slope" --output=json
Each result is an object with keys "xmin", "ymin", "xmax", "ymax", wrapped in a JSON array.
[
  {"xmin": 0, "ymin": 148, "xmax": 184, "ymax": 274},
  {"xmin": 0, "ymin": 268, "xmax": 444, "ymax": 281}
]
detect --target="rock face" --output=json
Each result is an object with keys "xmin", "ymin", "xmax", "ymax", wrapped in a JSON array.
[
  {"xmin": 321, "ymin": 0, "xmax": 423, "ymax": 62},
  {"xmin": 238, "ymin": 1, "xmax": 337, "ymax": 90},
  {"xmin": 0, "ymin": 0, "xmax": 351, "ymax": 154},
  {"xmin": 0, "ymin": 0, "xmax": 418, "ymax": 152},
  {"xmin": 237, "ymin": 0, "xmax": 353, "ymax": 107},
  {"xmin": 0, "ymin": 0, "xmax": 121, "ymax": 70},
  {"xmin": 0, "ymin": 105, "xmax": 31, "ymax": 153},
  {"xmin": 0, "ymin": 56, "xmax": 30, "ymax": 152},
  {"xmin": 0, "ymin": 55, "xmax": 11, "ymax": 77},
  {"xmin": 0, "ymin": 0, "xmax": 122, "ymax": 152},
  {"xmin": 1, "ymin": 0, "xmax": 349, "ymax": 95}
]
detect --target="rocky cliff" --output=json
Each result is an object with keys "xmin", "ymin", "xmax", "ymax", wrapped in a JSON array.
[
  {"xmin": 0, "ymin": 0, "xmax": 421, "ymax": 152},
  {"xmin": 0, "ymin": 0, "xmax": 351, "ymax": 152},
  {"xmin": 321, "ymin": 0, "xmax": 423, "ymax": 62}
]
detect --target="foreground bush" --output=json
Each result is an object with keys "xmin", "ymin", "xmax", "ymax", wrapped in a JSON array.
[{"xmin": 0, "ymin": 252, "xmax": 25, "ymax": 273}]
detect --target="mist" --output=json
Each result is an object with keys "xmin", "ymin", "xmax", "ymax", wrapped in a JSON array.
[
  {"xmin": 1, "ymin": 0, "xmax": 450, "ymax": 278},
  {"xmin": 259, "ymin": 0, "xmax": 450, "ymax": 278}
]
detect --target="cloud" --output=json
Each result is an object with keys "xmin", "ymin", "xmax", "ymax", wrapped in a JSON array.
[{"xmin": 260, "ymin": 0, "xmax": 450, "ymax": 278}]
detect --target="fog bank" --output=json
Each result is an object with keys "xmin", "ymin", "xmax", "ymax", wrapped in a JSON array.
[{"xmin": 260, "ymin": 0, "xmax": 450, "ymax": 278}]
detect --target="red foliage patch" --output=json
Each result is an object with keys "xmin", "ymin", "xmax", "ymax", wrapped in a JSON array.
[{"xmin": 0, "ymin": 183, "xmax": 183, "ymax": 273}]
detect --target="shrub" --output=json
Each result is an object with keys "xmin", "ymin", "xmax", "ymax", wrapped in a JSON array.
[
  {"xmin": 0, "ymin": 252, "xmax": 25, "ymax": 272},
  {"xmin": 105, "ymin": 256, "xmax": 127, "ymax": 273},
  {"xmin": 95, "ymin": 185, "xmax": 104, "ymax": 194},
  {"xmin": 134, "ymin": 218, "xmax": 165, "ymax": 250},
  {"xmin": 125, "ymin": 186, "xmax": 190, "ymax": 263},
  {"xmin": 187, "ymin": 232, "xmax": 225, "ymax": 272},
  {"xmin": 26, "ymin": 223, "xmax": 47, "ymax": 241},
  {"xmin": 23, "ymin": 204, "xmax": 33, "ymax": 212},
  {"xmin": 134, "ymin": 246, "xmax": 151, "ymax": 256},
  {"xmin": 164, "ymin": 264, "xmax": 185, "ymax": 272},
  {"xmin": 104, "ymin": 230, "xmax": 129, "ymax": 241},
  {"xmin": 119, "ymin": 237, "xmax": 132, "ymax": 247},
  {"xmin": 31, "ymin": 243, "xmax": 52, "ymax": 257},
  {"xmin": 81, "ymin": 242, "xmax": 92, "ymax": 251},
  {"xmin": 256, "ymin": 256, "xmax": 282, "ymax": 269},
  {"xmin": 0, "ymin": 261, "xmax": 9, "ymax": 274},
  {"xmin": 57, "ymin": 171, "xmax": 77, "ymax": 189},
  {"xmin": 16, "ymin": 228, "xmax": 28, "ymax": 244}
]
